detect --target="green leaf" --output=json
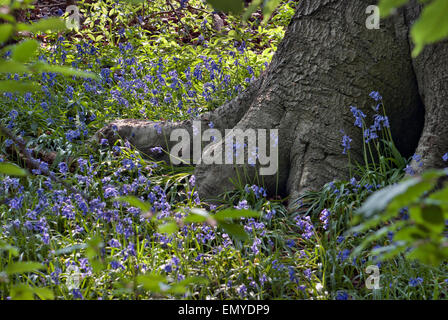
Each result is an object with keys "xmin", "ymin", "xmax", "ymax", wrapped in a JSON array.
[
  {"xmin": 406, "ymin": 242, "xmax": 448, "ymax": 266},
  {"xmin": 213, "ymin": 208, "xmax": 261, "ymax": 221},
  {"xmin": 0, "ymin": 13, "xmax": 16, "ymax": 24},
  {"xmin": 136, "ymin": 274, "xmax": 167, "ymax": 293},
  {"xmin": 54, "ymin": 244, "xmax": 87, "ymax": 255},
  {"xmin": 411, "ymin": 205, "xmax": 445, "ymax": 233},
  {"xmin": 206, "ymin": 0, "xmax": 244, "ymax": 15},
  {"xmin": 0, "ymin": 240, "xmax": 19, "ymax": 256},
  {"xmin": 11, "ymin": 39, "xmax": 39, "ymax": 63},
  {"xmin": 0, "ymin": 80, "xmax": 40, "ymax": 93},
  {"xmin": 262, "ymin": 0, "xmax": 282, "ymax": 24},
  {"xmin": 115, "ymin": 196, "xmax": 151, "ymax": 213},
  {"xmin": 411, "ymin": 0, "xmax": 448, "ymax": 57},
  {"xmin": 10, "ymin": 284, "xmax": 35, "ymax": 300},
  {"xmin": 158, "ymin": 222, "xmax": 178, "ymax": 235},
  {"xmin": 394, "ymin": 226, "xmax": 427, "ymax": 242},
  {"xmin": 34, "ymin": 62, "xmax": 99, "ymax": 80},
  {"xmin": 218, "ymin": 222, "xmax": 248, "ymax": 241},
  {"xmin": 0, "ymin": 24, "xmax": 13, "ymax": 44},
  {"xmin": 85, "ymin": 236, "xmax": 105, "ymax": 273},
  {"xmin": 355, "ymin": 177, "xmax": 421, "ymax": 219},
  {"xmin": 0, "ymin": 60, "xmax": 29, "ymax": 74},
  {"xmin": 378, "ymin": 0, "xmax": 410, "ymax": 17},
  {"xmin": 5, "ymin": 262, "xmax": 44, "ymax": 275},
  {"xmin": 19, "ymin": 17, "xmax": 67, "ymax": 33},
  {"xmin": 177, "ymin": 276, "xmax": 209, "ymax": 286},
  {"xmin": 183, "ymin": 208, "xmax": 211, "ymax": 223},
  {"xmin": 32, "ymin": 287, "xmax": 54, "ymax": 300},
  {"xmin": 0, "ymin": 162, "xmax": 28, "ymax": 177},
  {"xmin": 242, "ymin": 0, "xmax": 262, "ymax": 21}
]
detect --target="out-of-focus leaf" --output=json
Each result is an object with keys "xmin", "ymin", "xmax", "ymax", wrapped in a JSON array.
[
  {"xmin": 0, "ymin": 60, "xmax": 29, "ymax": 74},
  {"xmin": 0, "ymin": 162, "xmax": 28, "ymax": 177},
  {"xmin": 34, "ymin": 62, "xmax": 99, "ymax": 80},
  {"xmin": 10, "ymin": 284, "xmax": 34, "ymax": 300},
  {"xmin": 158, "ymin": 222, "xmax": 178, "ymax": 235},
  {"xmin": 54, "ymin": 244, "xmax": 87, "ymax": 255},
  {"xmin": 0, "ymin": 240, "xmax": 19, "ymax": 256},
  {"xmin": 32, "ymin": 287, "xmax": 54, "ymax": 300},
  {"xmin": 378, "ymin": 0, "xmax": 409, "ymax": 17},
  {"xmin": 243, "ymin": 0, "xmax": 262, "ymax": 21},
  {"xmin": 206, "ymin": 0, "xmax": 244, "ymax": 15},
  {"xmin": 5, "ymin": 262, "xmax": 44, "ymax": 275},
  {"xmin": 0, "ymin": 80, "xmax": 40, "ymax": 93},
  {"xmin": 115, "ymin": 196, "xmax": 151, "ymax": 212},
  {"xmin": 406, "ymin": 242, "xmax": 448, "ymax": 266},
  {"xmin": 213, "ymin": 208, "xmax": 261, "ymax": 221},
  {"xmin": 218, "ymin": 222, "xmax": 248, "ymax": 241},
  {"xmin": 11, "ymin": 39, "xmax": 39, "ymax": 63},
  {"xmin": 0, "ymin": 24, "xmax": 13, "ymax": 43},
  {"xmin": 262, "ymin": 0, "xmax": 282, "ymax": 23},
  {"xmin": 18, "ymin": 17, "xmax": 66, "ymax": 33},
  {"xmin": 410, "ymin": 0, "xmax": 448, "ymax": 56}
]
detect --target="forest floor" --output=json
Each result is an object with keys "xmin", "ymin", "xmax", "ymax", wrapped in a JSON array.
[{"xmin": 0, "ymin": 0, "xmax": 447, "ymax": 300}]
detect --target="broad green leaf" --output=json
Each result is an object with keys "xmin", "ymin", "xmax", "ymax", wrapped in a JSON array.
[
  {"xmin": 411, "ymin": 0, "xmax": 448, "ymax": 56},
  {"xmin": 32, "ymin": 287, "xmax": 54, "ymax": 300},
  {"xmin": 85, "ymin": 236, "xmax": 105, "ymax": 273},
  {"xmin": 19, "ymin": 17, "xmax": 67, "ymax": 33},
  {"xmin": 406, "ymin": 242, "xmax": 448, "ymax": 266},
  {"xmin": 0, "ymin": 24, "xmax": 13, "ymax": 43},
  {"xmin": 54, "ymin": 244, "xmax": 87, "ymax": 255},
  {"xmin": 218, "ymin": 222, "xmax": 248, "ymax": 241},
  {"xmin": 183, "ymin": 214, "xmax": 207, "ymax": 223},
  {"xmin": 0, "ymin": 80, "xmax": 40, "ymax": 93},
  {"xmin": 5, "ymin": 262, "xmax": 44, "ymax": 275},
  {"xmin": 262, "ymin": 0, "xmax": 282, "ymax": 24},
  {"xmin": 355, "ymin": 178, "xmax": 421, "ymax": 219},
  {"xmin": 206, "ymin": 0, "xmax": 244, "ymax": 15},
  {"xmin": 0, "ymin": 13, "xmax": 15, "ymax": 24},
  {"xmin": 158, "ymin": 222, "xmax": 178, "ymax": 235},
  {"xmin": 10, "ymin": 284, "xmax": 35, "ymax": 300},
  {"xmin": 411, "ymin": 205, "xmax": 445, "ymax": 233},
  {"xmin": 213, "ymin": 208, "xmax": 261, "ymax": 221},
  {"xmin": 378, "ymin": 0, "xmax": 410, "ymax": 17},
  {"xmin": 0, "ymin": 60, "xmax": 29, "ymax": 74},
  {"xmin": 394, "ymin": 225, "xmax": 427, "ymax": 242},
  {"xmin": 0, "ymin": 240, "xmax": 19, "ymax": 256},
  {"xmin": 243, "ymin": 0, "xmax": 262, "ymax": 21},
  {"xmin": 115, "ymin": 196, "xmax": 151, "ymax": 212},
  {"xmin": 177, "ymin": 276, "xmax": 209, "ymax": 286},
  {"xmin": 183, "ymin": 208, "xmax": 211, "ymax": 223},
  {"xmin": 34, "ymin": 62, "xmax": 99, "ymax": 80},
  {"xmin": 11, "ymin": 39, "xmax": 39, "ymax": 63},
  {"xmin": 136, "ymin": 274, "xmax": 167, "ymax": 292},
  {"xmin": 0, "ymin": 162, "xmax": 28, "ymax": 177}
]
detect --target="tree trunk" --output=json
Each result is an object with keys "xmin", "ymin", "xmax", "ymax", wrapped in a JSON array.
[
  {"xmin": 96, "ymin": 0, "xmax": 448, "ymax": 208},
  {"xmin": 405, "ymin": 1, "xmax": 448, "ymax": 173}
]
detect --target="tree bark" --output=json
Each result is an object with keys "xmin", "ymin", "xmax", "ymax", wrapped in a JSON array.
[
  {"xmin": 96, "ymin": 0, "xmax": 448, "ymax": 208},
  {"xmin": 405, "ymin": 1, "xmax": 448, "ymax": 173}
]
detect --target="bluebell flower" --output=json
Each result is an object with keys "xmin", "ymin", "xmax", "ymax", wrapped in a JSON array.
[
  {"xmin": 341, "ymin": 134, "xmax": 352, "ymax": 154},
  {"xmin": 235, "ymin": 200, "xmax": 249, "ymax": 210},
  {"xmin": 369, "ymin": 91, "xmax": 382, "ymax": 101},
  {"xmin": 58, "ymin": 162, "xmax": 68, "ymax": 174},
  {"xmin": 404, "ymin": 165, "xmax": 415, "ymax": 176},
  {"xmin": 350, "ymin": 106, "xmax": 366, "ymax": 128},
  {"xmin": 409, "ymin": 277, "xmax": 423, "ymax": 287},
  {"xmin": 238, "ymin": 284, "xmax": 247, "ymax": 297},
  {"xmin": 319, "ymin": 209, "xmax": 330, "ymax": 230},
  {"xmin": 336, "ymin": 291, "xmax": 349, "ymax": 300}
]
